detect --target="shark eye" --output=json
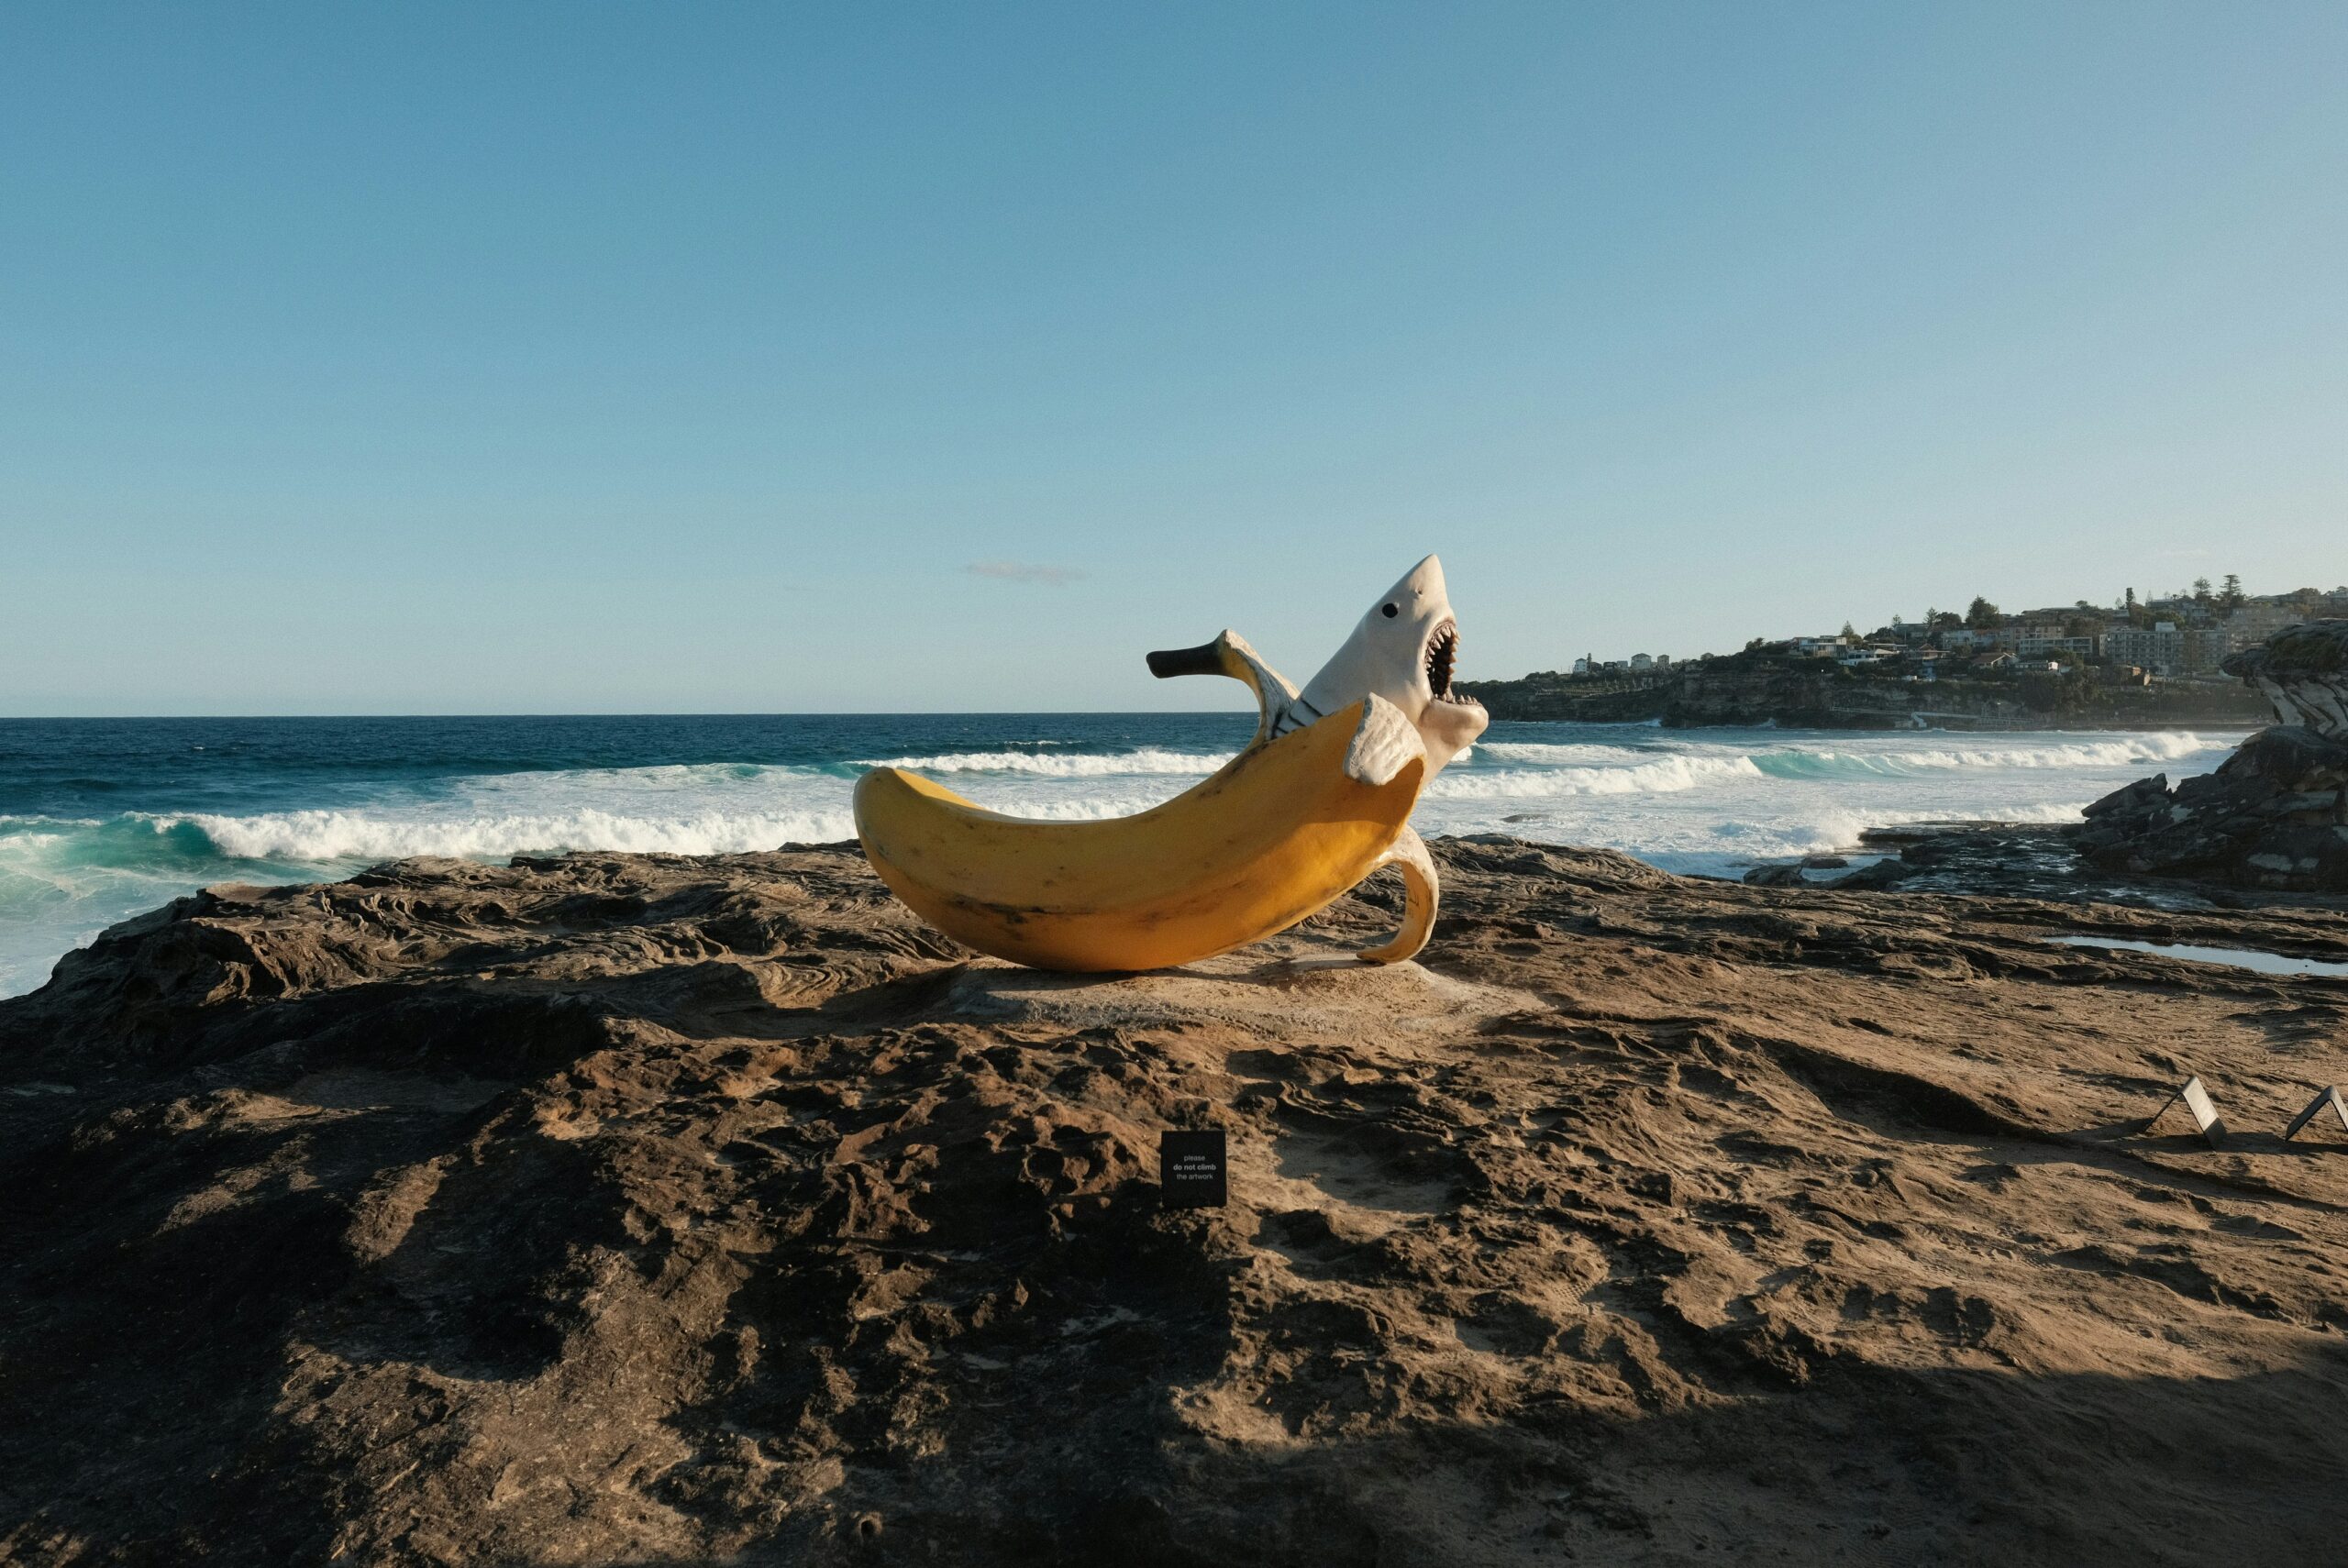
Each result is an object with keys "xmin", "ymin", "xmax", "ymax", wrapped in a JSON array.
[{"xmin": 1380, "ymin": 602, "xmax": 1399, "ymax": 618}]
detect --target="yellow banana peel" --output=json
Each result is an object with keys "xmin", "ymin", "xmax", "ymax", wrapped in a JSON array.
[
  {"xmin": 852, "ymin": 557, "xmax": 1486, "ymax": 972},
  {"xmin": 854, "ymin": 695, "xmax": 1434, "ymax": 971}
]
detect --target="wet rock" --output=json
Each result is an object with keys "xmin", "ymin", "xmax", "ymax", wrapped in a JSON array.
[
  {"xmin": 2071, "ymin": 624, "xmax": 2348, "ymax": 893},
  {"xmin": 1828, "ymin": 856, "xmax": 1922, "ymax": 889},
  {"xmin": 2077, "ymin": 728, "xmax": 2348, "ymax": 891},
  {"xmin": 2082, "ymin": 773, "xmax": 2169, "ymax": 822}
]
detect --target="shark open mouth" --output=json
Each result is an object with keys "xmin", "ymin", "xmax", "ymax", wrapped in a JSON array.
[{"xmin": 1424, "ymin": 619, "xmax": 1479, "ymax": 706}]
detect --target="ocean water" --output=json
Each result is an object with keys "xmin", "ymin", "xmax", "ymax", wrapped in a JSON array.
[{"xmin": 0, "ymin": 714, "xmax": 2243, "ymax": 998}]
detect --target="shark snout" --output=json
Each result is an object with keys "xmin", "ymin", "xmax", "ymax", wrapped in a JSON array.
[{"xmin": 1294, "ymin": 552, "xmax": 1487, "ymax": 777}]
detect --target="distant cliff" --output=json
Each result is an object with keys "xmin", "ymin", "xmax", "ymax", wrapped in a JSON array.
[
  {"xmin": 1453, "ymin": 671, "xmax": 1674, "ymax": 723},
  {"xmin": 1457, "ymin": 668, "xmax": 2272, "ymax": 729}
]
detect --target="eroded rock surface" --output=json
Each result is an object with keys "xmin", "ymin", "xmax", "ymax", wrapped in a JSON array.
[
  {"xmin": 2226, "ymin": 620, "xmax": 2348, "ymax": 739},
  {"xmin": 6, "ymin": 842, "xmax": 2348, "ymax": 1565}
]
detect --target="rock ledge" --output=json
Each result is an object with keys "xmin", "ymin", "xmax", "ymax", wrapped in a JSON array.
[{"xmin": 6, "ymin": 842, "xmax": 2348, "ymax": 1564}]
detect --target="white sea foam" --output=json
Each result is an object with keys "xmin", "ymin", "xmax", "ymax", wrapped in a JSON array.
[
  {"xmin": 0, "ymin": 720, "xmax": 2255, "ymax": 999},
  {"xmin": 1468, "ymin": 731, "xmax": 2216, "ymax": 783},
  {"xmin": 160, "ymin": 778, "xmax": 1216, "ymax": 864},
  {"xmin": 853, "ymin": 748, "xmax": 1231, "ymax": 777},
  {"xmin": 1767, "ymin": 733, "xmax": 2213, "ymax": 773},
  {"xmin": 1427, "ymin": 755, "xmax": 1766, "ymax": 800},
  {"xmin": 459, "ymin": 762, "xmax": 825, "ymax": 795},
  {"xmin": 171, "ymin": 807, "xmax": 859, "ymax": 862},
  {"xmin": 1469, "ymin": 742, "xmax": 1659, "ymax": 765}
]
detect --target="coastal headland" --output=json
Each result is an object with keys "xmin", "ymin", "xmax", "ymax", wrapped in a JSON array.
[
  {"xmin": 1462, "ymin": 582, "xmax": 2341, "ymax": 729},
  {"xmin": 6, "ymin": 838, "xmax": 2347, "ymax": 1563},
  {"xmin": 1802, "ymin": 621, "xmax": 2348, "ymax": 896},
  {"xmin": 1457, "ymin": 665, "xmax": 2270, "ymax": 729}
]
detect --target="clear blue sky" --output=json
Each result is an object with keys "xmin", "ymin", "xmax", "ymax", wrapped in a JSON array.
[{"xmin": 4, "ymin": 2, "xmax": 2342, "ymax": 715}]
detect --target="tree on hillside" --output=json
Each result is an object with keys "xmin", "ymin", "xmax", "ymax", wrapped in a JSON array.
[
  {"xmin": 2193, "ymin": 577, "xmax": 2213, "ymax": 603},
  {"xmin": 2220, "ymin": 573, "xmax": 2245, "ymax": 611},
  {"xmin": 1965, "ymin": 597, "xmax": 2000, "ymax": 629},
  {"xmin": 1840, "ymin": 621, "xmax": 1857, "ymax": 640},
  {"xmin": 1928, "ymin": 610, "xmax": 1962, "ymax": 632}
]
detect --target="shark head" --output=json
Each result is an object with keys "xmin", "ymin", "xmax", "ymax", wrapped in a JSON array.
[{"xmin": 1297, "ymin": 554, "xmax": 1488, "ymax": 776}]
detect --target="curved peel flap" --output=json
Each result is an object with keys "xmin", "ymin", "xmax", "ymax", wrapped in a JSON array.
[
  {"xmin": 1145, "ymin": 630, "xmax": 1301, "ymax": 747},
  {"xmin": 1343, "ymin": 693, "xmax": 1428, "ymax": 787},
  {"xmin": 1357, "ymin": 825, "xmax": 1438, "ymax": 965}
]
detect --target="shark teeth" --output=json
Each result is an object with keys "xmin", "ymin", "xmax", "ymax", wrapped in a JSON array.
[{"xmin": 1425, "ymin": 618, "xmax": 1478, "ymax": 703}]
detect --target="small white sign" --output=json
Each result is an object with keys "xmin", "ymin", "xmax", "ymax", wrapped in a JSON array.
[
  {"xmin": 2285, "ymin": 1086, "xmax": 2348, "ymax": 1143},
  {"xmin": 2145, "ymin": 1076, "xmax": 2225, "ymax": 1147}
]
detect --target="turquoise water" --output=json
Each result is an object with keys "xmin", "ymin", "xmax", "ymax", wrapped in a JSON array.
[{"xmin": 0, "ymin": 715, "xmax": 2243, "ymax": 997}]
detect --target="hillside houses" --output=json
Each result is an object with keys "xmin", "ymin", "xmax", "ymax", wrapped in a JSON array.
[
  {"xmin": 1548, "ymin": 583, "xmax": 2348, "ymax": 689},
  {"xmin": 1571, "ymin": 653, "xmax": 1671, "ymax": 677}
]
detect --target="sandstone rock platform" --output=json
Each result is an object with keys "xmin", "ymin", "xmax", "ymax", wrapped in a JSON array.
[{"xmin": 5, "ymin": 841, "xmax": 2348, "ymax": 1564}]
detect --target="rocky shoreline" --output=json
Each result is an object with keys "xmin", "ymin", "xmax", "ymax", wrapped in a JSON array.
[
  {"xmin": 6, "ymin": 839, "xmax": 2348, "ymax": 1564},
  {"xmin": 1742, "ymin": 623, "xmax": 2348, "ymax": 900},
  {"xmin": 1457, "ymin": 668, "xmax": 2270, "ymax": 729},
  {"xmin": 2078, "ymin": 622, "xmax": 2348, "ymax": 893},
  {"xmin": 1749, "ymin": 815, "xmax": 2348, "ymax": 911}
]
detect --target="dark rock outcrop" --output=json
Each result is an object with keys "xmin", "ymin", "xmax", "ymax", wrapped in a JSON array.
[
  {"xmin": 2224, "ymin": 620, "xmax": 2348, "ymax": 738},
  {"xmin": 2077, "ymin": 727, "xmax": 2348, "ymax": 889},
  {"xmin": 7, "ymin": 845, "xmax": 2348, "ymax": 1563},
  {"xmin": 2074, "ymin": 623, "xmax": 2348, "ymax": 891}
]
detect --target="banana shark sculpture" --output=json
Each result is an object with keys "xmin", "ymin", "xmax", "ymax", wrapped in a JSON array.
[{"xmin": 853, "ymin": 555, "xmax": 1489, "ymax": 970}]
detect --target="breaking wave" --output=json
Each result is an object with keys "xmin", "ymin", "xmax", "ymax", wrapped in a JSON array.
[
  {"xmin": 1429, "ymin": 755, "xmax": 1766, "ymax": 800},
  {"xmin": 1472, "ymin": 731, "xmax": 2214, "ymax": 781},
  {"xmin": 171, "ymin": 807, "xmax": 859, "ymax": 862},
  {"xmin": 0, "ymin": 716, "xmax": 2252, "ymax": 998},
  {"xmin": 1749, "ymin": 733, "xmax": 2214, "ymax": 778},
  {"xmin": 852, "ymin": 748, "xmax": 1232, "ymax": 777},
  {"xmin": 1469, "ymin": 742, "xmax": 1659, "ymax": 765}
]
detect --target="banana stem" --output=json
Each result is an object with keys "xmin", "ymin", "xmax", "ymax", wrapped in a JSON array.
[
  {"xmin": 1144, "ymin": 631, "xmax": 1300, "ymax": 747},
  {"xmin": 1357, "ymin": 826, "xmax": 1438, "ymax": 964}
]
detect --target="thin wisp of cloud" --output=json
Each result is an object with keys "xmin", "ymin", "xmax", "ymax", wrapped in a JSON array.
[{"xmin": 965, "ymin": 561, "xmax": 1087, "ymax": 587}]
